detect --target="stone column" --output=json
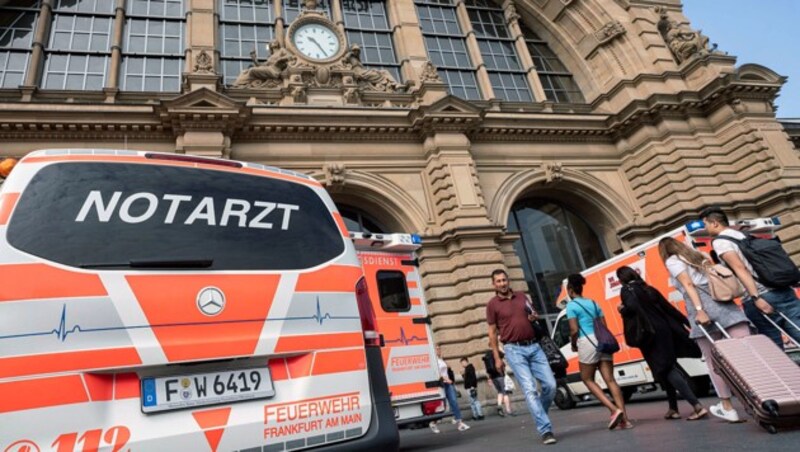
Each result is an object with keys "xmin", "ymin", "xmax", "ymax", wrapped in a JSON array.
[
  {"xmin": 420, "ymin": 131, "xmax": 508, "ymax": 362},
  {"xmin": 184, "ymin": 0, "xmax": 221, "ymax": 92},
  {"xmin": 21, "ymin": 0, "xmax": 53, "ymax": 100},
  {"xmin": 503, "ymin": 0, "xmax": 546, "ymax": 101},
  {"xmin": 103, "ymin": 0, "xmax": 126, "ymax": 102},
  {"xmin": 330, "ymin": 0, "xmax": 345, "ymax": 35},
  {"xmin": 455, "ymin": 0, "xmax": 495, "ymax": 101},
  {"xmin": 388, "ymin": 0, "xmax": 430, "ymax": 86}
]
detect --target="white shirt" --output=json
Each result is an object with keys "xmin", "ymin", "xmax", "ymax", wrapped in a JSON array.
[
  {"xmin": 665, "ymin": 255, "xmax": 708, "ymax": 288},
  {"xmin": 437, "ymin": 357, "xmax": 448, "ymax": 380},
  {"xmin": 711, "ymin": 228, "xmax": 767, "ymax": 294}
]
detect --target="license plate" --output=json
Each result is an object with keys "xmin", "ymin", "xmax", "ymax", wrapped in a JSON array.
[{"xmin": 141, "ymin": 367, "xmax": 274, "ymax": 413}]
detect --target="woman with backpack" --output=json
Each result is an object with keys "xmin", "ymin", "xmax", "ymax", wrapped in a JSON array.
[
  {"xmin": 658, "ymin": 237, "xmax": 751, "ymax": 423},
  {"xmin": 566, "ymin": 274, "xmax": 631, "ymax": 430},
  {"xmin": 616, "ymin": 266, "xmax": 708, "ymax": 420}
]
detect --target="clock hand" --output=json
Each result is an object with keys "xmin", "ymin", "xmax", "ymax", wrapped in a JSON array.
[{"xmin": 307, "ymin": 37, "xmax": 329, "ymax": 57}]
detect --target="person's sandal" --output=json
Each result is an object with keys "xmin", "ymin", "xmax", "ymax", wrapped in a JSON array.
[
  {"xmin": 664, "ymin": 410, "xmax": 681, "ymax": 420},
  {"xmin": 687, "ymin": 407, "xmax": 708, "ymax": 421}
]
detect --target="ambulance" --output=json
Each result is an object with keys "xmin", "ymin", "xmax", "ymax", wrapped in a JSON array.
[
  {"xmin": 0, "ymin": 149, "xmax": 399, "ymax": 451},
  {"xmin": 550, "ymin": 217, "xmax": 794, "ymax": 409},
  {"xmin": 350, "ymin": 232, "xmax": 447, "ymax": 428}
]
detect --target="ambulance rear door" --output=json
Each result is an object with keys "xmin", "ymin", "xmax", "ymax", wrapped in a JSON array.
[{"xmin": 351, "ymin": 233, "xmax": 446, "ymax": 425}]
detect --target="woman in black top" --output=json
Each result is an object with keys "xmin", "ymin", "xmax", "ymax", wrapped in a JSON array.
[{"xmin": 616, "ymin": 266, "xmax": 709, "ymax": 420}]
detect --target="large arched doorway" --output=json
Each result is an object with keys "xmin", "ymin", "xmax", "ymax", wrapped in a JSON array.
[{"xmin": 508, "ymin": 198, "xmax": 608, "ymax": 325}]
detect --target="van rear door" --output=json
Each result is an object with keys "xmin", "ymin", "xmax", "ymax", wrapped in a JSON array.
[{"xmin": 352, "ymin": 233, "xmax": 445, "ymax": 425}]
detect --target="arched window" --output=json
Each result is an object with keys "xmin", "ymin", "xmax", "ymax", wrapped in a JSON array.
[
  {"xmin": 508, "ymin": 198, "xmax": 607, "ymax": 323},
  {"xmin": 337, "ymin": 205, "xmax": 387, "ymax": 234},
  {"xmin": 521, "ymin": 23, "xmax": 583, "ymax": 103}
]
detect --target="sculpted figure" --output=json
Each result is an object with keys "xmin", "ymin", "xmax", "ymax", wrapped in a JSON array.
[
  {"xmin": 657, "ymin": 9, "xmax": 709, "ymax": 64},
  {"xmin": 343, "ymin": 44, "xmax": 400, "ymax": 92},
  {"xmin": 233, "ymin": 41, "xmax": 294, "ymax": 88}
]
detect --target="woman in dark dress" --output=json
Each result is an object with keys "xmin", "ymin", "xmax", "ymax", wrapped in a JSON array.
[{"xmin": 616, "ymin": 266, "xmax": 709, "ymax": 420}]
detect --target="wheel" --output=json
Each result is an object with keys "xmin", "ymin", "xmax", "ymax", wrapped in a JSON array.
[
  {"xmin": 622, "ymin": 386, "xmax": 636, "ymax": 403},
  {"xmin": 760, "ymin": 422, "xmax": 778, "ymax": 434},
  {"xmin": 554, "ymin": 384, "xmax": 576, "ymax": 410}
]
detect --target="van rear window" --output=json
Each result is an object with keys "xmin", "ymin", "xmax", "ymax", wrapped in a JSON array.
[{"xmin": 7, "ymin": 162, "xmax": 344, "ymax": 271}]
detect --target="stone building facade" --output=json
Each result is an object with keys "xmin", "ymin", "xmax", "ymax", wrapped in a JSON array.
[{"xmin": 1, "ymin": 0, "xmax": 798, "ymax": 366}]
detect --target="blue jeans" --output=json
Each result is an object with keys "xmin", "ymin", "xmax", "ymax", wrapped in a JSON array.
[
  {"xmin": 745, "ymin": 288, "xmax": 800, "ymax": 349},
  {"xmin": 443, "ymin": 383, "xmax": 462, "ymax": 421},
  {"xmin": 503, "ymin": 342, "xmax": 556, "ymax": 436},
  {"xmin": 467, "ymin": 389, "xmax": 483, "ymax": 418}
]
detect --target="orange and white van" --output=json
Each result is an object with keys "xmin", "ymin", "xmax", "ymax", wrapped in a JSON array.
[
  {"xmin": 350, "ymin": 232, "xmax": 447, "ymax": 427},
  {"xmin": 550, "ymin": 217, "xmax": 793, "ymax": 409},
  {"xmin": 0, "ymin": 149, "xmax": 399, "ymax": 451}
]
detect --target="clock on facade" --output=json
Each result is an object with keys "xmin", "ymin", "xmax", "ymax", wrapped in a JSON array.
[{"xmin": 291, "ymin": 22, "xmax": 341, "ymax": 61}]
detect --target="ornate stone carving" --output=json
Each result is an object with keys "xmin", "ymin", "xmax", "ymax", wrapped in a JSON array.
[
  {"xmin": 504, "ymin": 3, "xmax": 520, "ymax": 23},
  {"xmin": 193, "ymin": 50, "xmax": 214, "ymax": 74},
  {"xmin": 595, "ymin": 20, "xmax": 626, "ymax": 44},
  {"xmin": 232, "ymin": 41, "xmax": 295, "ymax": 88},
  {"xmin": 421, "ymin": 61, "xmax": 443, "ymax": 83},
  {"xmin": 544, "ymin": 161, "xmax": 564, "ymax": 184},
  {"xmin": 655, "ymin": 7, "xmax": 710, "ymax": 64},
  {"xmin": 323, "ymin": 163, "xmax": 346, "ymax": 187},
  {"xmin": 291, "ymin": 85, "xmax": 307, "ymax": 103},
  {"xmin": 342, "ymin": 44, "xmax": 402, "ymax": 92},
  {"xmin": 343, "ymin": 87, "xmax": 361, "ymax": 104}
]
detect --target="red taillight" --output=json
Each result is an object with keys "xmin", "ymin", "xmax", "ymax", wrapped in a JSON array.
[
  {"xmin": 422, "ymin": 399, "xmax": 445, "ymax": 415},
  {"xmin": 144, "ymin": 153, "xmax": 243, "ymax": 168},
  {"xmin": 355, "ymin": 276, "xmax": 382, "ymax": 347}
]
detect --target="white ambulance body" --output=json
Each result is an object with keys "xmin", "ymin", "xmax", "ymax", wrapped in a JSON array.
[
  {"xmin": 551, "ymin": 218, "xmax": 791, "ymax": 409},
  {"xmin": 0, "ymin": 149, "xmax": 399, "ymax": 451},
  {"xmin": 351, "ymin": 232, "xmax": 447, "ymax": 427}
]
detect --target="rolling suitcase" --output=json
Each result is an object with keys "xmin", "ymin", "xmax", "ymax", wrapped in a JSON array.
[{"xmin": 698, "ymin": 320, "xmax": 800, "ymax": 433}]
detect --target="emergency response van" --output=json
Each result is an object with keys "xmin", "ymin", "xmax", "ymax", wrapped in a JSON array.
[
  {"xmin": 550, "ymin": 218, "xmax": 794, "ymax": 409},
  {"xmin": 0, "ymin": 149, "xmax": 399, "ymax": 451},
  {"xmin": 351, "ymin": 232, "xmax": 447, "ymax": 427}
]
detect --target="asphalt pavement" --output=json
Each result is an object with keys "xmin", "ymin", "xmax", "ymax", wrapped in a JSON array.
[{"xmin": 399, "ymin": 393, "xmax": 799, "ymax": 451}]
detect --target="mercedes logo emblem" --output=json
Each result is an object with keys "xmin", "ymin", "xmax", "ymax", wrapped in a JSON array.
[{"xmin": 197, "ymin": 287, "xmax": 225, "ymax": 316}]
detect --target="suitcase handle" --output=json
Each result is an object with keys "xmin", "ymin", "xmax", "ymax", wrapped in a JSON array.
[
  {"xmin": 760, "ymin": 312, "xmax": 800, "ymax": 348},
  {"xmin": 695, "ymin": 320, "xmax": 731, "ymax": 343}
]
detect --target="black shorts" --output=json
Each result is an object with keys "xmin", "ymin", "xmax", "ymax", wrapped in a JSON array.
[{"xmin": 491, "ymin": 376, "xmax": 510, "ymax": 395}]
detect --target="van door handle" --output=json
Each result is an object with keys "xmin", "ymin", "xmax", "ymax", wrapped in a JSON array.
[
  {"xmin": 412, "ymin": 316, "xmax": 431, "ymax": 325},
  {"xmin": 401, "ymin": 258, "xmax": 419, "ymax": 267}
]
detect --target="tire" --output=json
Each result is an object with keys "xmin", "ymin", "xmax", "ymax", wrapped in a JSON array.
[
  {"xmin": 554, "ymin": 384, "xmax": 576, "ymax": 410},
  {"xmin": 622, "ymin": 386, "xmax": 636, "ymax": 403}
]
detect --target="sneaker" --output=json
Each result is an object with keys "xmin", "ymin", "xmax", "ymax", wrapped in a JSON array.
[
  {"xmin": 710, "ymin": 402, "xmax": 740, "ymax": 423},
  {"xmin": 617, "ymin": 419, "xmax": 635, "ymax": 429},
  {"xmin": 429, "ymin": 422, "xmax": 440, "ymax": 434},
  {"xmin": 542, "ymin": 432, "xmax": 557, "ymax": 445},
  {"xmin": 457, "ymin": 422, "xmax": 471, "ymax": 432},
  {"xmin": 608, "ymin": 410, "xmax": 624, "ymax": 430},
  {"xmin": 508, "ymin": 410, "xmax": 517, "ymax": 417},
  {"xmin": 476, "ymin": 415, "xmax": 485, "ymax": 421},
  {"xmin": 497, "ymin": 407, "xmax": 505, "ymax": 417},
  {"xmin": 451, "ymin": 418, "xmax": 458, "ymax": 424}
]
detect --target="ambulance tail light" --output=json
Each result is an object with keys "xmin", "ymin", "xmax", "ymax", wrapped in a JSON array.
[
  {"xmin": 355, "ymin": 276, "xmax": 382, "ymax": 347},
  {"xmin": 422, "ymin": 399, "xmax": 445, "ymax": 415}
]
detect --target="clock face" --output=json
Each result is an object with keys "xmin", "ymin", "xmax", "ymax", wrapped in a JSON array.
[{"xmin": 292, "ymin": 23, "xmax": 340, "ymax": 61}]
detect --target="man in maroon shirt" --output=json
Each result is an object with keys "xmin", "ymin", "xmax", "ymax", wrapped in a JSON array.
[{"xmin": 487, "ymin": 269, "xmax": 557, "ymax": 445}]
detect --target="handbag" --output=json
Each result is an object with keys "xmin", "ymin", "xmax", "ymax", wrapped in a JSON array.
[
  {"xmin": 503, "ymin": 374, "xmax": 515, "ymax": 393},
  {"xmin": 679, "ymin": 256, "xmax": 745, "ymax": 303},
  {"xmin": 533, "ymin": 320, "xmax": 568, "ymax": 378},
  {"xmin": 575, "ymin": 300, "xmax": 620, "ymax": 354}
]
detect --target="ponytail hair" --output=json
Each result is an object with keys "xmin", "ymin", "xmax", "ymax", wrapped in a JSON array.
[{"xmin": 567, "ymin": 273, "xmax": 586, "ymax": 296}]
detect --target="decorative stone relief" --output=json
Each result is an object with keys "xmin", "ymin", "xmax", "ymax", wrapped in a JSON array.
[
  {"xmin": 323, "ymin": 163, "xmax": 347, "ymax": 187},
  {"xmin": 193, "ymin": 50, "xmax": 214, "ymax": 74},
  {"xmin": 595, "ymin": 20, "xmax": 626, "ymax": 45},
  {"xmin": 544, "ymin": 161, "xmax": 564, "ymax": 184},
  {"xmin": 341, "ymin": 44, "xmax": 401, "ymax": 92},
  {"xmin": 655, "ymin": 7, "xmax": 710, "ymax": 64},
  {"xmin": 421, "ymin": 61, "xmax": 443, "ymax": 83},
  {"xmin": 504, "ymin": 3, "xmax": 520, "ymax": 23},
  {"xmin": 233, "ymin": 41, "xmax": 295, "ymax": 88}
]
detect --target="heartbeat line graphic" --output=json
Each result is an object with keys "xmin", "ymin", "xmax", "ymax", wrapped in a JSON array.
[
  {"xmin": 385, "ymin": 327, "xmax": 426, "ymax": 345},
  {"xmin": 0, "ymin": 299, "xmax": 362, "ymax": 343}
]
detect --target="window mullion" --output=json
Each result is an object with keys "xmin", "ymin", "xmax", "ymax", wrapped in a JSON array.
[
  {"xmin": 107, "ymin": 0, "xmax": 125, "ymax": 90},
  {"xmin": 24, "ymin": 0, "xmax": 53, "ymax": 89},
  {"xmin": 455, "ymin": 0, "xmax": 492, "ymax": 100},
  {"xmin": 502, "ymin": 1, "xmax": 545, "ymax": 102}
]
